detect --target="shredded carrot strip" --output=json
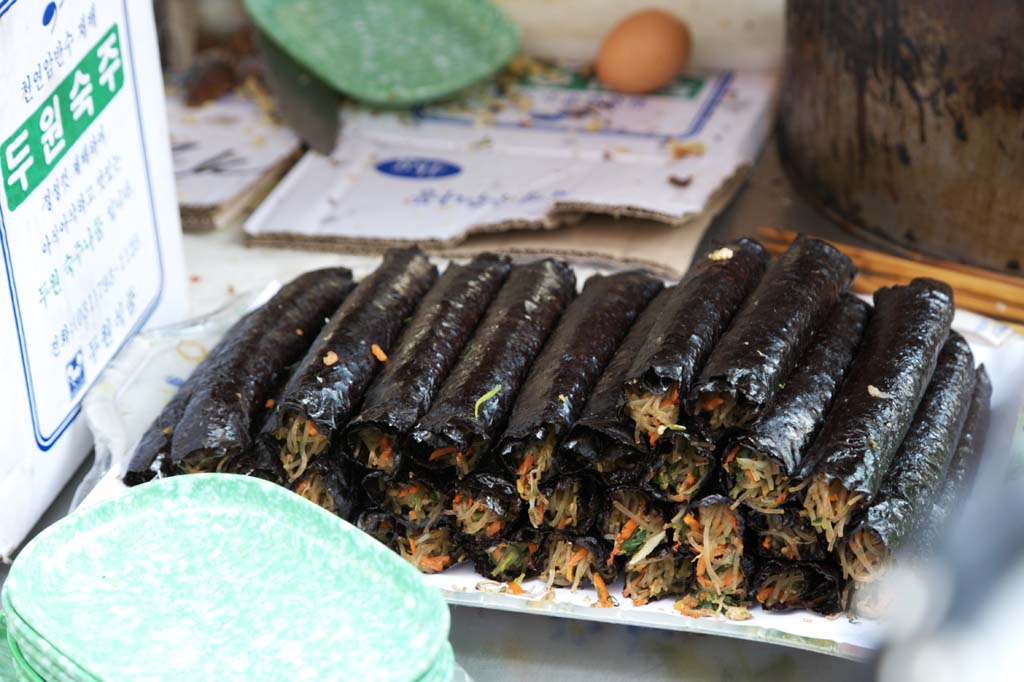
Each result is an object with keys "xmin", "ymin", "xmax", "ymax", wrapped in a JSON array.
[
  {"xmin": 762, "ymin": 537, "xmax": 771, "ymax": 549},
  {"xmin": 682, "ymin": 514, "xmax": 700, "ymax": 533},
  {"xmin": 593, "ymin": 573, "xmax": 613, "ymax": 608},
  {"xmin": 420, "ymin": 555, "xmax": 451, "ymax": 573},
  {"xmin": 429, "ymin": 447, "xmax": 457, "ymax": 461},
  {"xmin": 756, "ymin": 587, "xmax": 773, "ymax": 602},
  {"xmin": 371, "ymin": 343, "xmax": 388, "ymax": 362},
  {"xmin": 452, "ymin": 493, "xmax": 463, "ymax": 504},
  {"xmin": 305, "ymin": 421, "xmax": 319, "ymax": 437},
  {"xmin": 486, "ymin": 520, "xmax": 502, "ymax": 537},
  {"xmin": 567, "ymin": 548, "xmax": 587, "ymax": 569},
  {"xmin": 408, "ymin": 537, "xmax": 417, "ymax": 554},
  {"xmin": 702, "ymin": 396, "xmax": 725, "ymax": 411},
  {"xmin": 408, "ymin": 510, "xmax": 418, "ymax": 521},
  {"xmin": 724, "ymin": 446, "xmax": 739, "ymax": 465},
  {"xmin": 648, "ymin": 431, "xmax": 658, "ymax": 447},
  {"xmin": 507, "ymin": 581, "xmax": 525, "ymax": 595}
]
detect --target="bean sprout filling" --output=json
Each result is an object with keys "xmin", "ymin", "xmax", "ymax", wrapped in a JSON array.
[
  {"xmin": 535, "ymin": 479, "xmax": 582, "ymax": 530},
  {"xmin": 623, "ymin": 554, "xmax": 691, "ymax": 606},
  {"xmin": 428, "ymin": 443, "xmax": 483, "ymax": 478},
  {"xmin": 385, "ymin": 480, "xmax": 444, "ymax": 528},
  {"xmin": 276, "ymin": 413, "xmax": 331, "ymax": 482},
  {"xmin": 515, "ymin": 434, "xmax": 556, "ymax": 520},
  {"xmin": 674, "ymin": 592, "xmax": 751, "ymax": 621},
  {"xmin": 650, "ymin": 439, "xmax": 711, "ymax": 503},
  {"xmin": 294, "ymin": 472, "xmax": 334, "ymax": 513},
  {"xmin": 485, "ymin": 540, "xmax": 539, "ymax": 578},
  {"xmin": 400, "ymin": 527, "xmax": 455, "ymax": 574},
  {"xmin": 803, "ymin": 475, "xmax": 865, "ymax": 551},
  {"xmin": 355, "ymin": 428, "xmax": 396, "ymax": 473},
  {"xmin": 542, "ymin": 540, "xmax": 597, "ymax": 592},
  {"xmin": 757, "ymin": 516, "xmax": 820, "ymax": 561},
  {"xmin": 838, "ymin": 527, "xmax": 889, "ymax": 583},
  {"xmin": 179, "ymin": 451, "xmax": 233, "ymax": 475},
  {"xmin": 723, "ymin": 446, "xmax": 788, "ymax": 513},
  {"xmin": 450, "ymin": 493, "xmax": 505, "ymax": 538},
  {"xmin": 605, "ymin": 494, "xmax": 667, "ymax": 568},
  {"xmin": 696, "ymin": 392, "xmax": 752, "ymax": 430},
  {"xmin": 626, "ymin": 384, "xmax": 680, "ymax": 447},
  {"xmin": 755, "ymin": 570, "xmax": 806, "ymax": 609},
  {"xmin": 682, "ymin": 503, "xmax": 745, "ymax": 596}
]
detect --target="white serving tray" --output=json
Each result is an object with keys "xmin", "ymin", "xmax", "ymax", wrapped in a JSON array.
[{"xmin": 79, "ymin": 279, "xmax": 1024, "ymax": 662}]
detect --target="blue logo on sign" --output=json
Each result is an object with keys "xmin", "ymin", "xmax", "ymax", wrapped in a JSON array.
[
  {"xmin": 375, "ymin": 157, "xmax": 461, "ymax": 179},
  {"xmin": 66, "ymin": 350, "xmax": 85, "ymax": 398}
]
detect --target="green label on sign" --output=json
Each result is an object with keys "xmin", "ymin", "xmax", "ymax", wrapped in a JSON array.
[{"xmin": 1, "ymin": 24, "xmax": 124, "ymax": 212}]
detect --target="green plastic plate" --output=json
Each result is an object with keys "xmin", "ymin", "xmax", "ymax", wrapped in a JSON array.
[
  {"xmin": 3, "ymin": 475, "xmax": 450, "ymax": 682},
  {"xmin": 243, "ymin": 0, "xmax": 520, "ymax": 106}
]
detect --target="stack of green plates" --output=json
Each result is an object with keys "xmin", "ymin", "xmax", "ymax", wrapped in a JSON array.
[{"xmin": 2, "ymin": 475, "xmax": 453, "ymax": 681}]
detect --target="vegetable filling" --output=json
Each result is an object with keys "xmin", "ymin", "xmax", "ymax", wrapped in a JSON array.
[
  {"xmin": 755, "ymin": 570, "xmax": 806, "ymax": 609},
  {"xmin": 802, "ymin": 475, "xmax": 865, "ymax": 551},
  {"xmin": 623, "ymin": 555, "xmax": 691, "ymax": 606},
  {"xmin": 294, "ymin": 472, "xmax": 334, "ymax": 513},
  {"xmin": 275, "ymin": 413, "xmax": 331, "ymax": 482},
  {"xmin": 650, "ymin": 439, "xmax": 711, "ymax": 503},
  {"xmin": 355, "ymin": 428, "xmax": 397, "ymax": 473},
  {"xmin": 428, "ymin": 443, "xmax": 482, "ymax": 478},
  {"xmin": 484, "ymin": 540, "xmax": 539, "ymax": 578},
  {"xmin": 515, "ymin": 434, "xmax": 556, "ymax": 521},
  {"xmin": 179, "ymin": 451, "xmax": 232, "ymax": 475},
  {"xmin": 626, "ymin": 384, "xmax": 680, "ymax": 447},
  {"xmin": 682, "ymin": 503, "xmax": 745, "ymax": 596},
  {"xmin": 450, "ymin": 493, "xmax": 505, "ymax": 538},
  {"xmin": 674, "ymin": 592, "xmax": 751, "ymax": 621},
  {"xmin": 385, "ymin": 481, "xmax": 444, "ymax": 528},
  {"xmin": 542, "ymin": 540, "xmax": 597, "ymax": 592},
  {"xmin": 695, "ymin": 392, "xmax": 752, "ymax": 430},
  {"xmin": 535, "ymin": 479, "xmax": 582, "ymax": 530},
  {"xmin": 605, "ymin": 494, "xmax": 666, "ymax": 568},
  {"xmin": 838, "ymin": 527, "xmax": 889, "ymax": 583},
  {"xmin": 723, "ymin": 446, "xmax": 788, "ymax": 513},
  {"xmin": 757, "ymin": 516, "xmax": 820, "ymax": 561},
  {"xmin": 400, "ymin": 527, "xmax": 455, "ymax": 574}
]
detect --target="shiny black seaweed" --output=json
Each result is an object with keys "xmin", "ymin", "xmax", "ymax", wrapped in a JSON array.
[
  {"xmin": 408, "ymin": 259, "xmax": 576, "ymax": 471},
  {"xmin": 753, "ymin": 560, "xmax": 844, "ymax": 615},
  {"xmin": 263, "ymin": 248, "xmax": 437, "ymax": 441},
  {"xmin": 853, "ymin": 332, "xmax": 976, "ymax": 552},
  {"xmin": 169, "ymin": 268, "xmax": 356, "ymax": 467},
  {"xmin": 623, "ymin": 238, "xmax": 768, "ymax": 398},
  {"xmin": 558, "ymin": 286, "xmax": 675, "ymax": 473},
  {"xmin": 928, "ymin": 365, "xmax": 992, "ymax": 529},
  {"xmin": 345, "ymin": 254, "xmax": 512, "ymax": 469},
  {"xmin": 801, "ymin": 278, "xmax": 955, "ymax": 497},
  {"xmin": 497, "ymin": 271, "xmax": 663, "ymax": 478},
  {"xmin": 726, "ymin": 294, "xmax": 871, "ymax": 481},
  {"xmin": 125, "ymin": 267, "xmax": 353, "ymax": 484},
  {"xmin": 688, "ymin": 236, "xmax": 856, "ymax": 423}
]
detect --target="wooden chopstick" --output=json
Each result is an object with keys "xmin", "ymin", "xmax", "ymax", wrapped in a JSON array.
[{"xmin": 755, "ymin": 227, "xmax": 1024, "ymax": 334}]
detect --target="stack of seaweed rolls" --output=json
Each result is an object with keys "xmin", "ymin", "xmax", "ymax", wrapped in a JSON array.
[{"xmin": 127, "ymin": 237, "xmax": 991, "ymax": 619}]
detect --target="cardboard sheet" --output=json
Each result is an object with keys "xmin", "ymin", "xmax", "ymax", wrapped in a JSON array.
[{"xmin": 245, "ymin": 66, "xmax": 777, "ymax": 274}]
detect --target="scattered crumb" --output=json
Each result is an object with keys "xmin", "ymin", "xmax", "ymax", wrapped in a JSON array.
[
  {"xmin": 371, "ymin": 343, "xmax": 388, "ymax": 362},
  {"xmin": 323, "ymin": 351, "xmax": 339, "ymax": 366},
  {"xmin": 190, "ymin": 275, "xmax": 201, "ymax": 283},
  {"xmin": 264, "ymin": 399, "xmax": 275, "ymax": 409},
  {"xmin": 585, "ymin": 118, "xmax": 603, "ymax": 132},
  {"xmin": 162, "ymin": 427, "xmax": 173, "ymax": 435},
  {"xmin": 708, "ymin": 247, "xmax": 734, "ymax": 261},
  {"xmin": 558, "ymin": 394, "xmax": 567, "ymax": 403},
  {"xmin": 295, "ymin": 328, "xmax": 304, "ymax": 336},
  {"xmin": 227, "ymin": 284, "xmax": 236, "ymax": 295},
  {"xmin": 867, "ymin": 385, "xmax": 893, "ymax": 399},
  {"xmin": 668, "ymin": 174, "xmax": 693, "ymax": 187},
  {"xmin": 669, "ymin": 140, "xmax": 705, "ymax": 159}
]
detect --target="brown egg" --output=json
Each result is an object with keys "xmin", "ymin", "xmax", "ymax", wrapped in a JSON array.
[{"xmin": 596, "ymin": 9, "xmax": 692, "ymax": 95}]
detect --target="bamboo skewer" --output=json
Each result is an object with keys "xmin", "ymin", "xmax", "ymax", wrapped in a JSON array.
[{"xmin": 756, "ymin": 227, "xmax": 1024, "ymax": 334}]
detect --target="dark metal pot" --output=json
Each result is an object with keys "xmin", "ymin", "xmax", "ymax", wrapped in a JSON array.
[{"xmin": 780, "ymin": 0, "xmax": 1024, "ymax": 274}]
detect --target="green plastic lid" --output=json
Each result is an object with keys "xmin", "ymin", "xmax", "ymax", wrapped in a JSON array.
[
  {"xmin": 2, "ymin": 474, "xmax": 450, "ymax": 682},
  {"xmin": 244, "ymin": 0, "xmax": 520, "ymax": 106}
]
